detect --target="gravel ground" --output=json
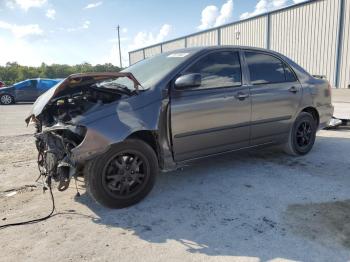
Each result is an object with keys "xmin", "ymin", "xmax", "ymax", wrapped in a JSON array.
[{"xmin": 0, "ymin": 104, "xmax": 350, "ymax": 262}]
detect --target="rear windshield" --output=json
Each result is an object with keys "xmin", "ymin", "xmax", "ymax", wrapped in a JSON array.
[{"xmin": 111, "ymin": 51, "xmax": 196, "ymax": 90}]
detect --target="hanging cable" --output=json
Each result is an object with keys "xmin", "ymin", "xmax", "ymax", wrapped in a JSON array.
[{"xmin": 0, "ymin": 177, "xmax": 56, "ymax": 230}]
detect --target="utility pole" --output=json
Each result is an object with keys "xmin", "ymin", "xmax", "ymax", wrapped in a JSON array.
[{"xmin": 116, "ymin": 25, "xmax": 122, "ymax": 69}]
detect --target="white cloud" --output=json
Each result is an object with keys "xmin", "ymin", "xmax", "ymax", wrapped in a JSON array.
[
  {"xmin": 66, "ymin": 20, "xmax": 90, "ymax": 32},
  {"xmin": 128, "ymin": 24, "xmax": 171, "ymax": 51},
  {"xmin": 84, "ymin": 1, "xmax": 102, "ymax": 9},
  {"xmin": 198, "ymin": 5, "xmax": 219, "ymax": 30},
  {"xmin": 240, "ymin": 0, "xmax": 287, "ymax": 20},
  {"xmin": 0, "ymin": 20, "xmax": 43, "ymax": 38},
  {"xmin": 122, "ymin": 27, "xmax": 128, "ymax": 33},
  {"xmin": 0, "ymin": 37, "xmax": 53, "ymax": 66},
  {"xmin": 6, "ymin": 0, "xmax": 47, "ymax": 11},
  {"xmin": 46, "ymin": 8, "xmax": 56, "ymax": 19},
  {"xmin": 214, "ymin": 0, "xmax": 234, "ymax": 27},
  {"xmin": 82, "ymin": 20, "xmax": 90, "ymax": 29},
  {"xmin": 98, "ymin": 24, "xmax": 171, "ymax": 67},
  {"xmin": 198, "ymin": 0, "xmax": 233, "ymax": 30}
]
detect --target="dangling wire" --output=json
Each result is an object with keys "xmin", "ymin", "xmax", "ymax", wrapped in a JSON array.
[{"xmin": 0, "ymin": 177, "xmax": 56, "ymax": 230}]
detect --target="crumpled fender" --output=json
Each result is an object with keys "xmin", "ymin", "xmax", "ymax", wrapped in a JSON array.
[{"xmin": 71, "ymin": 97, "xmax": 162, "ymax": 163}]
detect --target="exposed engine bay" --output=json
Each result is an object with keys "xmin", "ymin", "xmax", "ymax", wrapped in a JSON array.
[
  {"xmin": 28, "ymin": 73, "xmax": 142, "ymax": 192},
  {"xmin": 41, "ymin": 82, "xmax": 130, "ymax": 125}
]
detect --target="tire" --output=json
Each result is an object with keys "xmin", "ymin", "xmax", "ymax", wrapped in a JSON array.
[
  {"xmin": 0, "ymin": 94, "xmax": 14, "ymax": 105},
  {"xmin": 284, "ymin": 112, "xmax": 317, "ymax": 156},
  {"xmin": 84, "ymin": 139, "xmax": 158, "ymax": 209}
]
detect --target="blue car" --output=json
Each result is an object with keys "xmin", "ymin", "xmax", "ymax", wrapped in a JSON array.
[{"xmin": 0, "ymin": 78, "xmax": 62, "ymax": 105}]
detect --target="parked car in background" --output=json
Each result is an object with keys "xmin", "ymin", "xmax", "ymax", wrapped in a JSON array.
[
  {"xmin": 26, "ymin": 46, "xmax": 334, "ymax": 208},
  {"xmin": 0, "ymin": 78, "xmax": 62, "ymax": 105},
  {"xmin": 0, "ymin": 81, "xmax": 5, "ymax": 88}
]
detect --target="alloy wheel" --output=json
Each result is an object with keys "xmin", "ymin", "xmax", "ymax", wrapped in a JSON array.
[
  {"xmin": 102, "ymin": 152, "xmax": 149, "ymax": 198},
  {"xmin": 295, "ymin": 121, "xmax": 313, "ymax": 148},
  {"xmin": 0, "ymin": 95, "xmax": 12, "ymax": 105}
]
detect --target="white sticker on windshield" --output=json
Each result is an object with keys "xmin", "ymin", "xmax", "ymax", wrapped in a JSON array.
[{"xmin": 167, "ymin": 53, "xmax": 189, "ymax": 58}]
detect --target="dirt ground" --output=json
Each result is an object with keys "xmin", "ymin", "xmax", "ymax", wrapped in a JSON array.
[{"xmin": 1, "ymin": 104, "xmax": 350, "ymax": 262}]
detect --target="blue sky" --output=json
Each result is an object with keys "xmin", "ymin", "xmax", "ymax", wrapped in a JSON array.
[{"xmin": 0, "ymin": 0, "xmax": 307, "ymax": 67}]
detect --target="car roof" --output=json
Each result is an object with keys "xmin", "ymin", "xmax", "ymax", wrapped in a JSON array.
[{"xmin": 164, "ymin": 45, "xmax": 284, "ymax": 57}]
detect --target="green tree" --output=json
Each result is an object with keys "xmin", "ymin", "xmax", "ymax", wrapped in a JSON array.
[{"xmin": 0, "ymin": 62, "xmax": 122, "ymax": 85}]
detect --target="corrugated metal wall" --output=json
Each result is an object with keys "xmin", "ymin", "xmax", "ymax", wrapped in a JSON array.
[
  {"xmin": 144, "ymin": 45, "xmax": 162, "ymax": 58},
  {"xmin": 129, "ymin": 50, "xmax": 144, "ymax": 65},
  {"xmin": 162, "ymin": 39, "xmax": 186, "ymax": 52},
  {"xmin": 220, "ymin": 16, "xmax": 267, "ymax": 48},
  {"xmin": 129, "ymin": 0, "xmax": 349, "ymax": 88},
  {"xmin": 339, "ymin": 0, "xmax": 350, "ymax": 89},
  {"xmin": 270, "ymin": 0, "xmax": 340, "ymax": 86},
  {"xmin": 186, "ymin": 30, "xmax": 218, "ymax": 47}
]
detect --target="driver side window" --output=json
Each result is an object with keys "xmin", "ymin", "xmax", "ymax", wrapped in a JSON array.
[{"xmin": 185, "ymin": 51, "xmax": 242, "ymax": 90}]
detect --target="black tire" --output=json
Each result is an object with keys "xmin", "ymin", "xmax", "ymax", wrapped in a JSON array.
[
  {"xmin": 284, "ymin": 112, "xmax": 317, "ymax": 156},
  {"xmin": 0, "ymin": 94, "xmax": 14, "ymax": 105},
  {"xmin": 85, "ymin": 139, "xmax": 158, "ymax": 209}
]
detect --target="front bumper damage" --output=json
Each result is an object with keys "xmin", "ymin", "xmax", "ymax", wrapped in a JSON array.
[{"xmin": 35, "ymin": 124, "xmax": 88, "ymax": 191}]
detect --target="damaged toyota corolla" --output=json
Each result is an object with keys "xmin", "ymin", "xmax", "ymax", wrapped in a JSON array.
[{"xmin": 26, "ymin": 46, "xmax": 333, "ymax": 208}]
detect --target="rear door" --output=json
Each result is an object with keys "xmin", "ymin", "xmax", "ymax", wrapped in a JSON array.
[
  {"xmin": 244, "ymin": 51, "xmax": 302, "ymax": 145},
  {"xmin": 170, "ymin": 50, "xmax": 251, "ymax": 161},
  {"xmin": 37, "ymin": 80, "xmax": 55, "ymax": 95},
  {"xmin": 15, "ymin": 80, "xmax": 38, "ymax": 101}
]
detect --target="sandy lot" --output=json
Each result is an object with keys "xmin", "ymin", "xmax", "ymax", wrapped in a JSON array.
[{"xmin": 0, "ymin": 104, "xmax": 350, "ymax": 262}]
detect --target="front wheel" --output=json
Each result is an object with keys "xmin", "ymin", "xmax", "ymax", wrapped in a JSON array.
[
  {"xmin": 85, "ymin": 139, "xmax": 158, "ymax": 208},
  {"xmin": 284, "ymin": 112, "xmax": 317, "ymax": 156},
  {"xmin": 0, "ymin": 94, "xmax": 14, "ymax": 105}
]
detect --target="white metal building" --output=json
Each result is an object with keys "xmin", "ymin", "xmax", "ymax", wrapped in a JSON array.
[{"xmin": 129, "ymin": 0, "xmax": 350, "ymax": 89}]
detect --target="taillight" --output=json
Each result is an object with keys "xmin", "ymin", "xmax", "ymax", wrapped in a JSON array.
[{"xmin": 327, "ymin": 83, "xmax": 332, "ymax": 96}]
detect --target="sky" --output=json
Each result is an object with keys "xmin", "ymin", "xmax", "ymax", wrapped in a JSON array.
[{"xmin": 0, "ymin": 0, "xmax": 309, "ymax": 67}]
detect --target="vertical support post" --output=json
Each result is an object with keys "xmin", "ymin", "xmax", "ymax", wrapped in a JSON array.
[
  {"xmin": 335, "ymin": 0, "xmax": 346, "ymax": 89},
  {"xmin": 217, "ymin": 28, "xmax": 221, "ymax": 46},
  {"xmin": 266, "ymin": 13, "xmax": 271, "ymax": 50},
  {"xmin": 160, "ymin": 44, "xmax": 163, "ymax": 54},
  {"xmin": 185, "ymin": 37, "xmax": 188, "ymax": 48},
  {"xmin": 142, "ymin": 49, "xmax": 146, "ymax": 59}
]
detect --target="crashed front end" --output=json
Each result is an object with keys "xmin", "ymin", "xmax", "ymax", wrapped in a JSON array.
[
  {"xmin": 26, "ymin": 72, "xmax": 143, "ymax": 191},
  {"xmin": 34, "ymin": 124, "xmax": 87, "ymax": 190}
]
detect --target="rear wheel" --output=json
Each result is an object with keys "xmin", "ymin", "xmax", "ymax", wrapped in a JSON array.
[
  {"xmin": 85, "ymin": 139, "xmax": 158, "ymax": 208},
  {"xmin": 284, "ymin": 112, "xmax": 317, "ymax": 156},
  {"xmin": 0, "ymin": 94, "xmax": 14, "ymax": 105}
]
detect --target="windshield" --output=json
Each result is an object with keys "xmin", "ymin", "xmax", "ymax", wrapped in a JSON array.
[{"xmin": 107, "ymin": 51, "xmax": 196, "ymax": 90}]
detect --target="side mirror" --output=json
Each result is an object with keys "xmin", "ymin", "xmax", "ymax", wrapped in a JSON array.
[{"xmin": 174, "ymin": 73, "xmax": 201, "ymax": 90}]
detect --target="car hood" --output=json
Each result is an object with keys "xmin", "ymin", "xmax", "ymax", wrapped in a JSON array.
[
  {"xmin": 25, "ymin": 72, "xmax": 141, "ymax": 124},
  {"xmin": 0, "ymin": 86, "xmax": 14, "ymax": 93}
]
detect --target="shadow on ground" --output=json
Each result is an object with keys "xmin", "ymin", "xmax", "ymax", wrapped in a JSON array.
[{"xmin": 75, "ymin": 131, "xmax": 350, "ymax": 261}]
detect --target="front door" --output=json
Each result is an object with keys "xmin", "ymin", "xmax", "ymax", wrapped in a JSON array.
[
  {"xmin": 170, "ymin": 50, "xmax": 251, "ymax": 161},
  {"xmin": 16, "ymin": 80, "xmax": 38, "ymax": 101},
  {"xmin": 244, "ymin": 51, "xmax": 302, "ymax": 145}
]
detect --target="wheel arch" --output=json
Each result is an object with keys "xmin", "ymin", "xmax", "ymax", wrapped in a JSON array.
[
  {"xmin": 126, "ymin": 130, "xmax": 159, "ymax": 159},
  {"xmin": 0, "ymin": 93, "xmax": 15, "ymax": 104},
  {"xmin": 300, "ymin": 106, "xmax": 320, "ymax": 127}
]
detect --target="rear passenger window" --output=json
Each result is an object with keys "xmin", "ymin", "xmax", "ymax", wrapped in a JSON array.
[
  {"xmin": 284, "ymin": 64, "xmax": 297, "ymax": 82},
  {"xmin": 245, "ymin": 52, "xmax": 296, "ymax": 85},
  {"xmin": 185, "ymin": 51, "xmax": 242, "ymax": 89}
]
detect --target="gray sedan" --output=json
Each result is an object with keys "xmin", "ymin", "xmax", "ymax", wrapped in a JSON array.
[{"xmin": 26, "ymin": 46, "xmax": 333, "ymax": 208}]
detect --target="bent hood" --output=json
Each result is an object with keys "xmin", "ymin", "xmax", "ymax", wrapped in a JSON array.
[
  {"xmin": 0, "ymin": 86, "xmax": 14, "ymax": 93},
  {"xmin": 25, "ymin": 72, "xmax": 141, "ymax": 124}
]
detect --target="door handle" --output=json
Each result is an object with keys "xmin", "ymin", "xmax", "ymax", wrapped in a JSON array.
[
  {"xmin": 235, "ymin": 92, "xmax": 249, "ymax": 101},
  {"xmin": 288, "ymin": 86, "xmax": 298, "ymax": 93}
]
